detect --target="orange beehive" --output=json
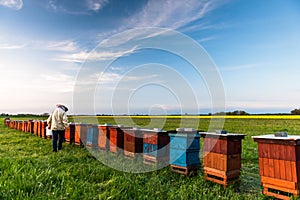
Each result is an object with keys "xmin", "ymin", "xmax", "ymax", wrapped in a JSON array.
[
  {"xmin": 29, "ymin": 120, "xmax": 34, "ymax": 133},
  {"xmin": 201, "ymin": 132, "xmax": 245, "ymax": 187},
  {"xmin": 22, "ymin": 121, "xmax": 28, "ymax": 132},
  {"xmin": 40, "ymin": 121, "xmax": 47, "ymax": 139},
  {"xmin": 253, "ymin": 135, "xmax": 300, "ymax": 199},
  {"xmin": 33, "ymin": 121, "xmax": 38, "ymax": 136},
  {"xmin": 98, "ymin": 125, "xmax": 111, "ymax": 150},
  {"xmin": 18, "ymin": 121, "xmax": 23, "ymax": 131},
  {"xmin": 74, "ymin": 123, "xmax": 88, "ymax": 146},
  {"xmin": 108, "ymin": 126, "xmax": 131, "ymax": 154},
  {"xmin": 65, "ymin": 123, "xmax": 75, "ymax": 144}
]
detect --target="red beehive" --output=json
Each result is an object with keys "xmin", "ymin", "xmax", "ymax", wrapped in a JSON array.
[
  {"xmin": 74, "ymin": 123, "xmax": 88, "ymax": 146},
  {"xmin": 13, "ymin": 121, "xmax": 17, "ymax": 129},
  {"xmin": 65, "ymin": 123, "xmax": 75, "ymax": 144},
  {"xmin": 201, "ymin": 132, "xmax": 245, "ymax": 187},
  {"xmin": 29, "ymin": 120, "xmax": 34, "ymax": 133},
  {"xmin": 123, "ymin": 128, "xmax": 143, "ymax": 158},
  {"xmin": 253, "ymin": 134, "xmax": 300, "ymax": 199},
  {"xmin": 142, "ymin": 128, "xmax": 170, "ymax": 165},
  {"xmin": 109, "ymin": 126, "xmax": 131, "ymax": 154},
  {"xmin": 9, "ymin": 120, "xmax": 14, "ymax": 128},
  {"xmin": 98, "ymin": 124, "xmax": 111, "ymax": 150}
]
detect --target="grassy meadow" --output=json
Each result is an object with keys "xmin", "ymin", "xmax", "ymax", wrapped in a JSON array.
[{"xmin": 1, "ymin": 116, "xmax": 300, "ymax": 199}]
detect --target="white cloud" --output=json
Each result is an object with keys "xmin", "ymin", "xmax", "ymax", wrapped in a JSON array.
[
  {"xmin": 87, "ymin": 0, "xmax": 108, "ymax": 11},
  {"xmin": 0, "ymin": 0, "xmax": 23, "ymax": 10},
  {"xmin": 40, "ymin": 73, "xmax": 75, "ymax": 93},
  {"xmin": 126, "ymin": 0, "xmax": 223, "ymax": 30},
  {"xmin": 97, "ymin": 0, "xmax": 224, "ymax": 47},
  {"xmin": 220, "ymin": 64, "xmax": 262, "ymax": 72},
  {"xmin": 46, "ymin": 40, "xmax": 78, "ymax": 52},
  {"xmin": 0, "ymin": 43, "xmax": 26, "ymax": 49},
  {"xmin": 57, "ymin": 46, "xmax": 138, "ymax": 62},
  {"xmin": 48, "ymin": 0, "xmax": 109, "ymax": 14}
]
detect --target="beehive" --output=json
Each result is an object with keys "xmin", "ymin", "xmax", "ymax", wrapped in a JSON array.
[
  {"xmin": 98, "ymin": 124, "xmax": 112, "ymax": 150},
  {"xmin": 108, "ymin": 126, "xmax": 123, "ymax": 154},
  {"xmin": 169, "ymin": 128, "xmax": 201, "ymax": 175},
  {"xmin": 142, "ymin": 128, "xmax": 169, "ymax": 165},
  {"xmin": 40, "ymin": 121, "xmax": 47, "ymax": 139},
  {"xmin": 253, "ymin": 134, "xmax": 300, "ymax": 199},
  {"xmin": 74, "ymin": 123, "xmax": 88, "ymax": 146},
  {"xmin": 201, "ymin": 132, "xmax": 245, "ymax": 187},
  {"xmin": 65, "ymin": 123, "xmax": 75, "ymax": 143},
  {"xmin": 123, "ymin": 128, "xmax": 143, "ymax": 158},
  {"xmin": 86, "ymin": 124, "xmax": 98, "ymax": 147}
]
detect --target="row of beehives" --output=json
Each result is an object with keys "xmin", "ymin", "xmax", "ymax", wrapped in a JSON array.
[{"xmin": 4, "ymin": 117, "xmax": 300, "ymax": 199}]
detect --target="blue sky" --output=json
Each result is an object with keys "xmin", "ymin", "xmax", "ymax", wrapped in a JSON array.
[{"xmin": 0, "ymin": 0, "xmax": 300, "ymax": 115}]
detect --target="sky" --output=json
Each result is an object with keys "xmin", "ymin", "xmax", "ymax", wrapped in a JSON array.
[{"xmin": 0, "ymin": 0, "xmax": 300, "ymax": 115}]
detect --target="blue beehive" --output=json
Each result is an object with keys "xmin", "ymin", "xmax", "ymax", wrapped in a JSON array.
[
  {"xmin": 169, "ymin": 128, "xmax": 201, "ymax": 167},
  {"xmin": 86, "ymin": 124, "xmax": 98, "ymax": 147}
]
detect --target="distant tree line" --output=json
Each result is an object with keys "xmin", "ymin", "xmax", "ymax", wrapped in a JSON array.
[
  {"xmin": 291, "ymin": 109, "xmax": 300, "ymax": 115},
  {"xmin": 0, "ymin": 113, "xmax": 49, "ymax": 117},
  {"xmin": 212, "ymin": 110, "xmax": 250, "ymax": 116}
]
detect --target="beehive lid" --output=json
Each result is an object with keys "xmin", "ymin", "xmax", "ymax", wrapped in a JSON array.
[
  {"xmin": 200, "ymin": 132, "xmax": 246, "ymax": 139},
  {"xmin": 140, "ymin": 128, "xmax": 167, "ymax": 134},
  {"xmin": 169, "ymin": 128, "xmax": 200, "ymax": 137},
  {"xmin": 252, "ymin": 134, "xmax": 300, "ymax": 140}
]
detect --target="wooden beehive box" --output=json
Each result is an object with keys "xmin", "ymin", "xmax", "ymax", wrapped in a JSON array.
[
  {"xmin": 22, "ymin": 121, "xmax": 27, "ymax": 132},
  {"xmin": 74, "ymin": 123, "xmax": 88, "ymax": 146},
  {"xmin": 4, "ymin": 118, "xmax": 9, "ymax": 126},
  {"xmin": 169, "ymin": 128, "xmax": 201, "ymax": 175},
  {"xmin": 33, "ymin": 121, "xmax": 38, "ymax": 136},
  {"xmin": 40, "ymin": 121, "xmax": 47, "ymax": 139},
  {"xmin": 65, "ymin": 123, "xmax": 75, "ymax": 143},
  {"xmin": 18, "ymin": 121, "xmax": 23, "ymax": 131},
  {"xmin": 123, "ymin": 128, "xmax": 143, "ymax": 158},
  {"xmin": 86, "ymin": 124, "xmax": 98, "ymax": 147},
  {"xmin": 98, "ymin": 124, "xmax": 112, "ymax": 150},
  {"xmin": 108, "ymin": 126, "xmax": 131, "ymax": 154},
  {"xmin": 142, "ymin": 128, "xmax": 170, "ymax": 165},
  {"xmin": 253, "ymin": 134, "xmax": 300, "ymax": 199},
  {"xmin": 201, "ymin": 132, "xmax": 245, "ymax": 187}
]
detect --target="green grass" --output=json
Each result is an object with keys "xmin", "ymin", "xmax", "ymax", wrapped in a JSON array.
[{"xmin": 2, "ymin": 117, "xmax": 300, "ymax": 199}]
